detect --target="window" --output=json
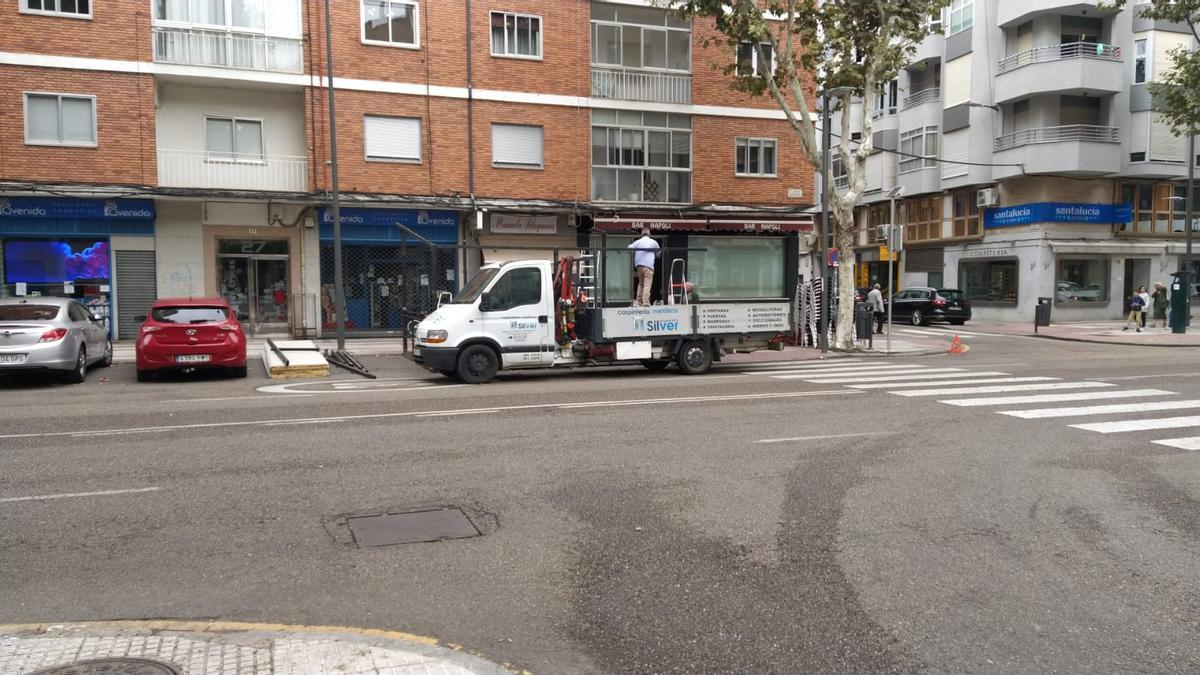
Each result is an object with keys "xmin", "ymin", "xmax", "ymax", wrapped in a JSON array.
[
  {"xmin": 866, "ymin": 204, "xmax": 889, "ymax": 242},
  {"xmin": 928, "ymin": 10, "xmax": 943, "ymax": 33},
  {"xmin": 24, "ymin": 93, "xmax": 96, "ymax": 147},
  {"xmin": 951, "ymin": 190, "xmax": 981, "ymax": 238},
  {"xmin": 205, "ymin": 116, "xmax": 263, "ymax": 162},
  {"xmin": 485, "ymin": 267, "xmax": 542, "ymax": 311},
  {"xmin": 492, "ymin": 124, "xmax": 544, "ymax": 168},
  {"xmin": 1134, "ymin": 39, "xmax": 1148, "ymax": 84},
  {"xmin": 490, "ymin": 12, "xmax": 541, "ymax": 58},
  {"xmin": 948, "ymin": 0, "xmax": 973, "ymax": 35},
  {"xmin": 154, "ymin": 0, "xmax": 301, "ymax": 35},
  {"xmin": 688, "ymin": 236, "xmax": 785, "ymax": 299},
  {"xmin": 899, "ymin": 126, "xmax": 939, "ymax": 173},
  {"xmin": 1119, "ymin": 182, "xmax": 1200, "ymax": 235},
  {"xmin": 735, "ymin": 138, "xmax": 777, "ymax": 177},
  {"xmin": 960, "ymin": 259, "xmax": 1017, "ymax": 304},
  {"xmin": 736, "ymin": 42, "xmax": 775, "ymax": 77},
  {"xmin": 364, "ymin": 115, "xmax": 421, "ymax": 162},
  {"xmin": 361, "ymin": 0, "xmax": 418, "ymax": 48},
  {"xmin": 591, "ymin": 110, "xmax": 691, "ymax": 203},
  {"xmin": 21, "ymin": 0, "xmax": 90, "ymax": 18},
  {"xmin": 903, "ymin": 194, "xmax": 942, "ymax": 242},
  {"xmin": 1055, "ymin": 258, "xmax": 1109, "ymax": 305},
  {"xmin": 874, "ymin": 80, "xmax": 898, "ymax": 117},
  {"xmin": 151, "ymin": 306, "xmax": 230, "ymax": 323},
  {"xmin": 590, "ymin": 3, "xmax": 691, "ymax": 72}
]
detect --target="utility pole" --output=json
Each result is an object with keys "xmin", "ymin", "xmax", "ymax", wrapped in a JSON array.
[
  {"xmin": 323, "ymin": 0, "xmax": 346, "ymax": 351},
  {"xmin": 818, "ymin": 91, "xmax": 831, "ymax": 353},
  {"xmin": 1186, "ymin": 126, "xmax": 1196, "ymax": 330}
]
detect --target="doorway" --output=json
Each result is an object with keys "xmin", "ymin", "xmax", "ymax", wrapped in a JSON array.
[
  {"xmin": 1123, "ymin": 257, "xmax": 1150, "ymax": 310},
  {"xmin": 217, "ymin": 239, "xmax": 290, "ymax": 334}
]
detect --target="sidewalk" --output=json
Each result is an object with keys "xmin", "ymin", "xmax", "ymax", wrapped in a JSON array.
[
  {"xmin": 974, "ymin": 320, "xmax": 1200, "ymax": 347},
  {"xmin": 0, "ymin": 620, "xmax": 516, "ymax": 675}
]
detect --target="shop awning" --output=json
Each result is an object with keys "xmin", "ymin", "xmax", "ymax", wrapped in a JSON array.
[
  {"xmin": 1048, "ymin": 240, "xmax": 1182, "ymax": 255},
  {"xmin": 595, "ymin": 216, "xmax": 813, "ymax": 234}
]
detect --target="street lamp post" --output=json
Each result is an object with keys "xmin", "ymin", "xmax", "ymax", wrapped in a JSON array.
[
  {"xmin": 323, "ymin": 0, "xmax": 346, "ymax": 351},
  {"xmin": 887, "ymin": 186, "xmax": 905, "ymax": 354},
  {"xmin": 1186, "ymin": 127, "xmax": 1196, "ymax": 330}
]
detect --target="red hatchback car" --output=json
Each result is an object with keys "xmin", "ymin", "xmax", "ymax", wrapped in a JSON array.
[{"xmin": 135, "ymin": 298, "xmax": 248, "ymax": 382}]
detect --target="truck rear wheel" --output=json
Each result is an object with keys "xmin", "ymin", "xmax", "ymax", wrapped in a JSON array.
[
  {"xmin": 457, "ymin": 344, "xmax": 499, "ymax": 384},
  {"xmin": 676, "ymin": 340, "xmax": 712, "ymax": 375}
]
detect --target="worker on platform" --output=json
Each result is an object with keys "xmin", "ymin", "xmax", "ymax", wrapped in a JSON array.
[{"xmin": 628, "ymin": 227, "xmax": 661, "ymax": 306}]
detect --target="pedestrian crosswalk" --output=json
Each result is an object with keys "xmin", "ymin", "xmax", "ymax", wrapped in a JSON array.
[{"xmin": 737, "ymin": 359, "xmax": 1200, "ymax": 451}]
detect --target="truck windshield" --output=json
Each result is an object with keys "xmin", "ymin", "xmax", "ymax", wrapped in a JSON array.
[{"xmin": 453, "ymin": 267, "xmax": 501, "ymax": 303}]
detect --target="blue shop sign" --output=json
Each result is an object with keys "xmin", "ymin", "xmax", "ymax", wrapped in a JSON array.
[
  {"xmin": 0, "ymin": 197, "xmax": 155, "ymax": 220},
  {"xmin": 318, "ymin": 207, "xmax": 460, "ymax": 244},
  {"xmin": 985, "ymin": 202, "xmax": 1133, "ymax": 229}
]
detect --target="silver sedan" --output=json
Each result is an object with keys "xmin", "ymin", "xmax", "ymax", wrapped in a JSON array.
[{"xmin": 0, "ymin": 297, "xmax": 112, "ymax": 383}]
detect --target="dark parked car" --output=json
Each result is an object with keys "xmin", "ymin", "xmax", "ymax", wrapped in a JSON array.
[{"xmin": 890, "ymin": 287, "xmax": 971, "ymax": 326}]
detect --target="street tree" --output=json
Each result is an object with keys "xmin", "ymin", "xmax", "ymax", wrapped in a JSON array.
[
  {"xmin": 663, "ymin": 0, "xmax": 949, "ymax": 350},
  {"xmin": 1103, "ymin": 1, "xmax": 1200, "ymax": 136}
]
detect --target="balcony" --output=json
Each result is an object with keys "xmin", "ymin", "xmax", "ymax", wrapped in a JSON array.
[
  {"xmin": 157, "ymin": 150, "xmax": 308, "ymax": 192},
  {"xmin": 590, "ymin": 67, "xmax": 692, "ymax": 105},
  {"xmin": 902, "ymin": 87, "xmax": 941, "ymax": 111},
  {"xmin": 153, "ymin": 27, "xmax": 303, "ymax": 74},
  {"xmin": 995, "ymin": 43, "xmax": 1122, "ymax": 103},
  {"xmin": 992, "ymin": 125, "xmax": 1121, "ymax": 179},
  {"xmin": 997, "ymin": 1, "xmax": 1108, "ymax": 27}
]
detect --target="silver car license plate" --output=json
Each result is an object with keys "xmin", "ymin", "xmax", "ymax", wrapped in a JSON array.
[
  {"xmin": 0, "ymin": 354, "xmax": 27, "ymax": 364},
  {"xmin": 176, "ymin": 354, "xmax": 212, "ymax": 364}
]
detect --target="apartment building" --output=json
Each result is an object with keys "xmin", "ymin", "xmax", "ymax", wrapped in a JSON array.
[
  {"xmin": 0, "ymin": 0, "xmax": 815, "ymax": 338},
  {"xmin": 832, "ymin": 0, "xmax": 1200, "ymax": 322}
]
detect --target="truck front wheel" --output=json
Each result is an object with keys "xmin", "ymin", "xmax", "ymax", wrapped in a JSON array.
[
  {"xmin": 457, "ymin": 345, "xmax": 499, "ymax": 384},
  {"xmin": 676, "ymin": 340, "xmax": 712, "ymax": 375}
]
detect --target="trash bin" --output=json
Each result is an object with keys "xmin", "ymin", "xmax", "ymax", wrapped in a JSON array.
[
  {"xmin": 855, "ymin": 302, "xmax": 874, "ymax": 340},
  {"xmin": 1034, "ymin": 297, "xmax": 1052, "ymax": 332},
  {"xmin": 1171, "ymin": 271, "xmax": 1190, "ymax": 333}
]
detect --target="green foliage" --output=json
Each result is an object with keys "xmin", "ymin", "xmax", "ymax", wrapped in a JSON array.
[{"xmin": 1104, "ymin": 0, "xmax": 1200, "ymax": 133}]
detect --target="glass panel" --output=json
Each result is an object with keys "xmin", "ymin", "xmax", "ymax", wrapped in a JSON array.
[
  {"xmin": 595, "ymin": 24, "xmax": 620, "ymax": 64},
  {"xmin": 643, "ymin": 28, "xmax": 667, "ymax": 68},
  {"xmin": 231, "ymin": 0, "xmax": 264, "ymax": 30},
  {"xmin": 642, "ymin": 111, "xmax": 668, "ymax": 127},
  {"xmin": 668, "ymin": 171, "xmax": 690, "ymax": 203},
  {"xmin": 622, "ymin": 25, "xmax": 641, "ymax": 67},
  {"xmin": 490, "ymin": 13, "xmax": 506, "ymax": 53},
  {"xmin": 255, "ymin": 258, "xmax": 289, "ymax": 324},
  {"xmin": 218, "ymin": 239, "xmax": 289, "ymax": 255},
  {"xmin": 1056, "ymin": 258, "xmax": 1108, "ymax": 303},
  {"xmin": 643, "ymin": 169, "xmax": 667, "ymax": 202},
  {"xmin": 60, "ymin": 97, "xmax": 93, "ymax": 143},
  {"xmin": 647, "ymin": 131, "xmax": 669, "ymax": 167},
  {"xmin": 736, "ymin": 42, "xmax": 754, "ymax": 76},
  {"xmin": 762, "ymin": 141, "xmax": 776, "ymax": 174},
  {"xmin": 267, "ymin": 0, "xmax": 301, "ymax": 36},
  {"xmin": 592, "ymin": 109, "xmax": 617, "ymax": 125},
  {"xmin": 26, "ymin": 95, "xmax": 60, "ymax": 142},
  {"xmin": 388, "ymin": 1, "xmax": 416, "ymax": 44},
  {"xmin": 603, "ymin": 235, "xmax": 635, "ymax": 301},
  {"xmin": 206, "ymin": 118, "xmax": 234, "ymax": 158},
  {"xmin": 748, "ymin": 140, "xmax": 760, "ymax": 174},
  {"xmin": 671, "ymin": 131, "xmax": 690, "ymax": 168},
  {"xmin": 617, "ymin": 5, "xmax": 668, "ymax": 26},
  {"xmin": 607, "ymin": 128, "xmax": 620, "ymax": 165},
  {"xmin": 192, "ymin": 0, "xmax": 224, "ymax": 25},
  {"xmin": 362, "ymin": 0, "xmax": 389, "ymax": 42},
  {"xmin": 617, "ymin": 169, "xmax": 642, "ymax": 201},
  {"xmin": 526, "ymin": 16, "xmax": 540, "ymax": 56},
  {"xmin": 516, "ymin": 15, "xmax": 533, "ymax": 55},
  {"xmin": 689, "ymin": 236, "xmax": 785, "ymax": 298},
  {"xmin": 487, "ymin": 267, "xmax": 542, "ymax": 310},
  {"xmin": 589, "ymin": 2, "xmax": 616, "ymax": 22},
  {"xmin": 960, "ymin": 260, "xmax": 1017, "ymax": 303},
  {"xmin": 621, "ymin": 129, "xmax": 644, "ymax": 166},
  {"xmin": 151, "ymin": 306, "xmax": 229, "ymax": 323},
  {"xmin": 235, "ymin": 119, "xmax": 263, "ymax": 159},
  {"xmin": 735, "ymin": 139, "xmax": 747, "ymax": 174},
  {"xmin": 618, "ymin": 110, "xmax": 643, "ymax": 126},
  {"xmin": 591, "ymin": 126, "xmax": 607, "ymax": 165},
  {"xmin": 454, "ymin": 267, "xmax": 499, "ymax": 304},
  {"xmin": 668, "ymin": 113, "xmax": 691, "ymax": 129},
  {"xmin": 218, "ymin": 256, "xmax": 250, "ymax": 321},
  {"xmin": 667, "ymin": 30, "xmax": 690, "ymax": 70},
  {"xmin": 591, "ymin": 167, "xmax": 617, "ymax": 200}
]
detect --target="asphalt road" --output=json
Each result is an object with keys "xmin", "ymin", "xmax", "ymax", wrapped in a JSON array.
[{"xmin": 2, "ymin": 332, "xmax": 1200, "ymax": 672}]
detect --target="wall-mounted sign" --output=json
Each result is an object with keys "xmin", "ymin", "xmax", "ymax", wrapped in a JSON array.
[
  {"xmin": 985, "ymin": 202, "xmax": 1133, "ymax": 229},
  {"xmin": 595, "ymin": 217, "xmax": 813, "ymax": 233},
  {"xmin": 491, "ymin": 214, "xmax": 558, "ymax": 235},
  {"xmin": 966, "ymin": 248, "xmax": 1012, "ymax": 258}
]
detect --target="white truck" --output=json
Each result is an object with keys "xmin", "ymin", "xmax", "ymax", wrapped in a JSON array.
[{"xmin": 411, "ymin": 253, "xmax": 797, "ymax": 384}]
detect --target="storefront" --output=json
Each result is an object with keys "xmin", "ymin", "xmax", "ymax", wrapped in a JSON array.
[
  {"xmin": 318, "ymin": 207, "xmax": 460, "ymax": 334},
  {"xmin": 593, "ymin": 216, "xmax": 811, "ymax": 305},
  {"xmin": 0, "ymin": 197, "xmax": 156, "ymax": 339},
  {"xmin": 475, "ymin": 213, "xmax": 579, "ymax": 264}
]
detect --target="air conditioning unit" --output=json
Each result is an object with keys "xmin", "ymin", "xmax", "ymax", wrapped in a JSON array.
[{"xmin": 977, "ymin": 187, "xmax": 1000, "ymax": 208}]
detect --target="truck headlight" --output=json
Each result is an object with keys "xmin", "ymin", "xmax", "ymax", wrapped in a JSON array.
[{"xmin": 425, "ymin": 329, "xmax": 448, "ymax": 344}]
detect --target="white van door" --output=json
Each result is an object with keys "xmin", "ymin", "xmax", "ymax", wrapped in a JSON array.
[{"xmin": 481, "ymin": 265, "xmax": 554, "ymax": 367}]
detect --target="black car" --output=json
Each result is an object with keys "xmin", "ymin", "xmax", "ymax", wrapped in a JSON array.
[{"xmin": 890, "ymin": 287, "xmax": 971, "ymax": 326}]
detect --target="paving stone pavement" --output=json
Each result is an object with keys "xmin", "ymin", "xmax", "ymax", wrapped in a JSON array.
[{"xmin": 0, "ymin": 622, "xmax": 515, "ymax": 675}]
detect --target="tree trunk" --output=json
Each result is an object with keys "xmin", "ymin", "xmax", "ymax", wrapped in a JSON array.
[{"xmin": 832, "ymin": 200, "xmax": 858, "ymax": 351}]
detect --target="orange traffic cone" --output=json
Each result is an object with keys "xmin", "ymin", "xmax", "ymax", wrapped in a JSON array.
[{"xmin": 948, "ymin": 334, "xmax": 968, "ymax": 356}]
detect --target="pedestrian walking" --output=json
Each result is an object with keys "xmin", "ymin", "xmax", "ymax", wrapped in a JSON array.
[
  {"xmin": 866, "ymin": 283, "xmax": 885, "ymax": 334},
  {"xmin": 1151, "ymin": 282, "xmax": 1170, "ymax": 328},
  {"xmin": 627, "ymin": 227, "xmax": 660, "ymax": 306},
  {"xmin": 1124, "ymin": 286, "xmax": 1146, "ymax": 332},
  {"xmin": 1139, "ymin": 285, "xmax": 1151, "ymax": 328}
]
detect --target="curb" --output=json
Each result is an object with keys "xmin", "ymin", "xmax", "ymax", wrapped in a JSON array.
[
  {"xmin": 0, "ymin": 620, "xmax": 518, "ymax": 675},
  {"xmin": 1031, "ymin": 333, "xmax": 1200, "ymax": 349}
]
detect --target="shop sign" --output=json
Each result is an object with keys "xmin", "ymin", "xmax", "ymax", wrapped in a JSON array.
[
  {"xmin": 985, "ymin": 202, "xmax": 1133, "ymax": 229},
  {"xmin": 966, "ymin": 248, "xmax": 1012, "ymax": 258},
  {"xmin": 595, "ymin": 217, "xmax": 813, "ymax": 233},
  {"xmin": 0, "ymin": 197, "xmax": 155, "ymax": 220},
  {"xmin": 491, "ymin": 214, "xmax": 558, "ymax": 235},
  {"xmin": 318, "ymin": 207, "xmax": 460, "ymax": 228}
]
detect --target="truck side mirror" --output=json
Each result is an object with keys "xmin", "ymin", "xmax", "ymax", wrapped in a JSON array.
[{"xmin": 479, "ymin": 292, "xmax": 493, "ymax": 311}]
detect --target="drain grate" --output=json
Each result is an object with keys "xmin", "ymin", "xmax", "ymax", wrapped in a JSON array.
[
  {"xmin": 30, "ymin": 658, "xmax": 182, "ymax": 675},
  {"xmin": 347, "ymin": 507, "xmax": 481, "ymax": 547}
]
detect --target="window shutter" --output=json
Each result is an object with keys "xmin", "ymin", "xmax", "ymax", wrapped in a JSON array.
[
  {"xmin": 26, "ymin": 95, "xmax": 60, "ymax": 142},
  {"xmin": 365, "ymin": 115, "xmax": 421, "ymax": 161},
  {"xmin": 492, "ymin": 124, "xmax": 543, "ymax": 166},
  {"xmin": 1150, "ymin": 114, "xmax": 1183, "ymax": 163},
  {"xmin": 60, "ymin": 97, "xmax": 94, "ymax": 143}
]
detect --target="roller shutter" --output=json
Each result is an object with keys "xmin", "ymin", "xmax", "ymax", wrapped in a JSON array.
[{"xmin": 115, "ymin": 250, "xmax": 157, "ymax": 340}]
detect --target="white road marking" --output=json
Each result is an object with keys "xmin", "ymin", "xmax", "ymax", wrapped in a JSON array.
[
  {"xmin": 1151, "ymin": 437, "xmax": 1200, "ymax": 451},
  {"xmin": 160, "ymin": 394, "xmax": 315, "ymax": 403},
  {"xmin": 636, "ymin": 374, "xmax": 748, "ymax": 382},
  {"xmin": 257, "ymin": 379, "xmax": 455, "ymax": 395},
  {"xmin": 1071, "ymin": 414, "xmax": 1200, "ymax": 434},
  {"xmin": 2, "ymin": 390, "xmax": 859, "ymax": 440},
  {"xmin": 940, "ymin": 389, "xmax": 1173, "ymax": 407},
  {"xmin": 785, "ymin": 368, "xmax": 967, "ymax": 382},
  {"xmin": 756, "ymin": 432, "xmax": 894, "ymax": 444},
  {"xmin": 415, "ymin": 409, "xmax": 501, "ymax": 418},
  {"xmin": 741, "ymin": 363, "xmax": 922, "ymax": 376},
  {"xmin": 1091, "ymin": 372, "xmax": 1200, "ymax": 381},
  {"xmin": 892, "ymin": 381, "xmax": 1115, "ymax": 397},
  {"xmin": 800, "ymin": 369, "xmax": 993, "ymax": 384},
  {"xmin": 1000, "ymin": 398, "xmax": 1200, "ymax": 419},
  {"xmin": 734, "ymin": 359, "xmax": 868, "ymax": 371},
  {"xmin": 0, "ymin": 487, "xmax": 161, "ymax": 504},
  {"xmin": 897, "ymin": 328, "xmax": 987, "ymax": 338},
  {"xmin": 899, "ymin": 327, "xmax": 1020, "ymax": 338},
  {"xmin": 766, "ymin": 365, "xmax": 935, "ymax": 379},
  {"xmin": 851, "ymin": 376, "xmax": 1055, "ymax": 389}
]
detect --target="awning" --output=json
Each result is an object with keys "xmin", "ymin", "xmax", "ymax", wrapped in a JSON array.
[
  {"xmin": 595, "ymin": 216, "xmax": 813, "ymax": 234},
  {"xmin": 478, "ymin": 233, "xmax": 579, "ymax": 263},
  {"xmin": 1048, "ymin": 240, "xmax": 1180, "ymax": 255}
]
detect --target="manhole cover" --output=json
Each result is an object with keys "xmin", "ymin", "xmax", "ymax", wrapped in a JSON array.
[
  {"xmin": 348, "ymin": 507, "xmax": 481, "ymax": 547},
  {"xmin": 30, "ymin": 658, "xmax": 181, "ymax": 675}
]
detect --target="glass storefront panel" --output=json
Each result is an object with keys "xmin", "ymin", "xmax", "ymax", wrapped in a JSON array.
[
  {"xmin": 601, "ymin": 235, "xmax": 635, "ymax": 302},
  {"xmin": 960, "ymin": 259, "xmax": 1018, "ymax": 304},
  {"xmin": 1056, "ymin": 257, "xmax": 1108, "ymax": 304},
  {"xmin": 689, "ymin": 236, "xmax": 785, "ymax": 299}
]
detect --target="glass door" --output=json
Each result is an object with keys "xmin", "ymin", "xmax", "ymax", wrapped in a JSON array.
[
  {"xmin": 219, "ymin": 256, "xmax": 251, "ymax": 323},
  {"xmin": 254, "ymin": 258, "xmax": 290, "ymax": 330},
  {"xmin": 217, "ymin": 239, "xmax": 289, "ymax": 334}
]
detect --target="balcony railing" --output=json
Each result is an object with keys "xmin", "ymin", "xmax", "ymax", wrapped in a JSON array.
[
  {"xmin": 871, "ymin": 105, "xmax": 897, "ymax": 120},
  {"xmin": 993, "ymin": 125, "xmax": 1120, "ymax": 152},
  {"xmin": 157, "ymin": 149, "xmax": 308, "ymax": 192},
  {"xmin": 902, "ymin": 87, "xmax": 941, "ymax": 110},
  {"xmin": 153, "ymin": 26, "xmax": 303, "ymax": 74},
  {"xmin": 590, "ymin": 66, "xmax": 692, "ymax": 105},
  {"xmin": 997, "ymin": 42, "xmax": 1121, "ymax": 74}
]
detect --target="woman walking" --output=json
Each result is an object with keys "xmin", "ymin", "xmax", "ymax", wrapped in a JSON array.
[
  {"xmin": 1151, "ymin": 282, "xmax": 1170, "ymax": 328},
  {"xmin": 1124, "ymin": 286, "xmax": 1147, "ymax": 332}
]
